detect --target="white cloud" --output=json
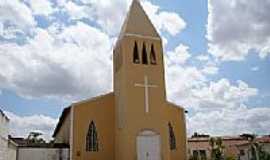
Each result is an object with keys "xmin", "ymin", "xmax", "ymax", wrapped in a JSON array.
[
  {"xmin": 184, "ymin": 78, "xmax": 262, "ymax": 135},
  {"xmin": 142, "ymin": 0, "xmax": 186, "ymax": 36},
  {"xmin": 251, "ymin": 66, "xmax": 259, "ymax": 72},
  {"xmin": 166, "ymin": 66, "xmax": 206, "ymax": 108},
  {"xmin": 167, "ymin": 68, "xmax": 258, "ymax": 112},
  {"xmin": 25, "ymin": 0, "xmax": 54, "ymax": 16},
  {"xmin": 0, "ymin": 0, "xmax": 186, "ymax": 100},
  {"xmin": 158, "ymin": 11, "xmax": 186, "ymax": 36},
  {"xmin": 75, "ymin": 0, "xmax": 130, "ymax": 35},
  {"xmin": 164, "ymin": 47, "xmax": 264, "ymax": 135},
  {"xmin": 193, "ymin": 79, "xmax": 258, "ymax": 110},
  {"xmin": 202, "ymin": 65, "xmax": 219, "ymax": 75},
  {"xmin": 207, "ymin": 0, "xmax": 270, "ymax": 61},
  {"xmin": 0, "ymin": 0, "xmax": 36, "ymax": 38},
  {"xmin": 196, "ymin": 55, "xmax": 210, "ymax": 61},
  {"xmin": 4, "ymin": 111, "xmax": 58, "ymax": 141},
  {"xmin": 187, "ymin": 106, "xmax": 270, "ymax": 136},
  {"xmin": 0, "ymin": 22, "xmax": 113, "ymax": 100},
  {"xmin": 167, "ymin": 44, "xmax": 191, "ymax": 65},
  {"xmin": 63, "ymin": 1, "xmax": 89, "ymax": 20},
  {"xmin": 60, "ymin": 0, "xmax": 186, "ymax": 36}
]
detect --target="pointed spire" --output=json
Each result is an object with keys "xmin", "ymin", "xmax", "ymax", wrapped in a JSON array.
[{"xmin": 119, "ymin": 0, "xmax": 160, "ymax": 39}]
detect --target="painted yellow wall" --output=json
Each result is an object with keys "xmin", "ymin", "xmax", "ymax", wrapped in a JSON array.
[
  {"xmin": 167, "ymin": 103, "xmax": 188, "ymax": 160},
  {"xmin": 72, "ymin": 93, "xmax": 115, "ymax": 160}
]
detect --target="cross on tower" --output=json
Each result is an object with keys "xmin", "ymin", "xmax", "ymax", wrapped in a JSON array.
[{"xmin": 135, "ymin": 75, "xmax": 158, "ymax": 113}]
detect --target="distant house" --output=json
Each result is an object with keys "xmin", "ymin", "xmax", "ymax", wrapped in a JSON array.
[
  {"xmin": 256, "ymin": 136, "xmax": 270, "ymax": 154},
  {"xmin": 237, "ymin": 135, "xmax": 270, "ymax": 160},
  {"xmin": 188, "ymin": 133, "xmax": 250, "ymax": 160},
  {"xmin": 188, "ymin": 134, "xmax": 210, "ymax": 160}
]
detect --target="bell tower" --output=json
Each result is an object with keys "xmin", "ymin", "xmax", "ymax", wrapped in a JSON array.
[{"xmin": 113, "ymin": 0, "xmax": 169, "ymax": 159}]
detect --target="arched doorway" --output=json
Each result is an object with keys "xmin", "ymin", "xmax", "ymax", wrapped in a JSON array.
[{"xmin": 136, "ymin": 130, "xmax": 161, "ymax": 160}]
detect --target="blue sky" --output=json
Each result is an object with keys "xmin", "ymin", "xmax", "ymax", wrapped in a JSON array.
[{"xmin": 0, "ymin": 0, "xmax": 269, "ymax": 139}]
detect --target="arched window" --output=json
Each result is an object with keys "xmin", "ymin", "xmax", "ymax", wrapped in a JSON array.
[
  {"xmin": 133, "ymin": 41, "xmax": 140, "ymax": 64},
  {"xmin": 150, "ymin": 44, "xmax": 157, "ymax": 65},
  {"xmin": 168, "ymin": 122, "xmax": 176, "ymax": 150},
  {"xmin": 142, "ymin": 43, "xmax": 148, "ymax": 65},
  {"xmin": 86, "ymin": 121, "xmax": 99, "ymax": 152}
]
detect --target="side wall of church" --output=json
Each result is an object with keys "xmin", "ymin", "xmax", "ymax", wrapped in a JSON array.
[
  {"xmin": 72, "ymin": 93, "xmax": 115, "ymax": 160},
  {"xmin": 54, "ymin": 112, "xmax": 70, "ymax": 144},
  {"xmin": 166, "ymin": 103, "xmax": 188, "ymax": 160}
]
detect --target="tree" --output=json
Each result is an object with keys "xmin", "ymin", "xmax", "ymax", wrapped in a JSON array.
[
  {"xmin": 225, "ymin": 156, "xmax": 236, "ymax": 160},
  {"xmin": 251, "ymin": 142, "xmax": 270, "ymax": 160},
  {"xmin": 27, "ymin": 132, "xmax": 46, "ymax": 144},
  {"xmin": 209, "ymin": 137, "xmax": 225, "ymax": 160}
]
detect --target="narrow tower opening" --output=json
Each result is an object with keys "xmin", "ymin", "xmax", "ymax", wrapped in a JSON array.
[
  {"xmin": 142, "ymin": 43, "xmax": 148, "ymax": 65},
  {"xmin": 133, "ymin": 41, "xmax": 140, "ymax": 64},
  {"xmin": 150, "ymin": 44, "xmax": 157, "ymax": 65}
]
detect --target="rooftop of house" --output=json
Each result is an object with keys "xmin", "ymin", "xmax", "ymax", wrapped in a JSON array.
[
  {"xmin": 256, "ymin": 135, "xmax": 270, "ymax": 143},
  {"xmin": 236, "ymin": 136, "xmax": 270, "ymax": 148},
  {"xmin": 9, "ymin": 135, "xmax": 69, "ymax": 148},
  {"xmin": 188, "ymin": 134, "xmax": 252, "ymax": 142}
]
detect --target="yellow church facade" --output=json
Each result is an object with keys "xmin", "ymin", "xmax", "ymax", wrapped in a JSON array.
[{"xmin": 53, "ymin": 0, "xmax": 187, "ymax": 160}]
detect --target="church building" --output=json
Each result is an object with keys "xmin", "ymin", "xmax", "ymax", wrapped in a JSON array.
[{"xmin": 53, "ymin": 0, "xmax": 187, "ymax": 159}]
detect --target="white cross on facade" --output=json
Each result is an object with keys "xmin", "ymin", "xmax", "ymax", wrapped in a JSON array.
[{"xmin": 135, "ymin": 75, "xmax": 158, "ymax": 113}]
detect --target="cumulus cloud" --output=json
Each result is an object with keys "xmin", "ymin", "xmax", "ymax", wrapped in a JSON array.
[
  {"xmin": 164, "ymin": 43, "xmax": 267, "ymax": 135},
  {"xmin": 202, "ymin": 65, "xmax": 219, "ymax": 75},
  {"xmin": 142, "ymin": 0, "xmax": 186, "ymax": 36},
  {"xmin": 193, "ymin": 79, "xmax": 258, "ymax": 110},
  {"xmin": 167, "ymin": 71, "xmax": 266, "ymax": 135},
  {"xmin": 86, "ymin": 0, "xmax": 130, "ymax": 35},
  {"xmin": 196, "ymin": 55, "xmax": 210, "ymax": 61},
  {"xmin": 207, "ymin": 0, "xmax": 270, "ymax": 61},
  {"xmin": 0, "ymin": 22, "xmax": 113, "ymax": 100},
  {"xmin": 182, "ymin": 78, "xmax": 263, "ymax": 135},
  {"xmin": 187, "ymin": 106, "xmax": 270, "ymax": 136},
  {"xmin": 166, "ymin": 66, "xmax": 206, "ymax": 108},
  {"xmin": 185, "ymin": 77, "xmax": 257, "ymax": 111},
  {"xmin": 5, "ymin": 111, "xmax": 58, "ymax": 141},
  {"xmin": 0, "ymin": 0, "xmax": 36, "ymax": 38},
  {"xmin": 0, "ymin": 0, "xmax": 186, "ymax": 101},
  {"xmin": 167, "ymin": 44, "xmax": 191, "ymax": 65},
  {"xmin": 63, "ymin": 1, "xmax": 89, "ymax": 20},
  {"xmin": 58, "ymin": 0, "xmax": 186, "ymax": 36},
  {"xmin": 25, "ymin": 0, "xmax": 54, "ymax": 16}
]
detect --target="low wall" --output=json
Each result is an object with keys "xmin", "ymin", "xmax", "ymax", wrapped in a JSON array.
[{"xmin": 18, "ymin": 148, "xmax": 69, "ymax": 160}]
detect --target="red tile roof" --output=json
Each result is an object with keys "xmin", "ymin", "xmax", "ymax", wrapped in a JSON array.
[{"xmin": 256, "ymin": 136, "xmax": 270, "ymax": 143}]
